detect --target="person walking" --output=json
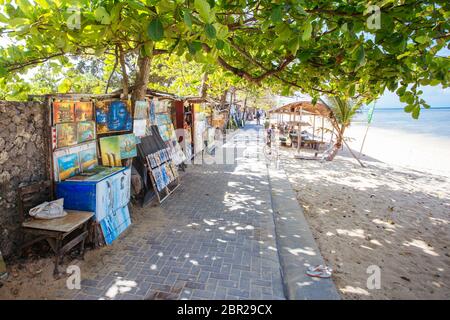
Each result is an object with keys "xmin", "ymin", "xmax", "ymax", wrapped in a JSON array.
[{"xmin": 256, "ymin": 110, "xmax": 261, "ymax": 125}]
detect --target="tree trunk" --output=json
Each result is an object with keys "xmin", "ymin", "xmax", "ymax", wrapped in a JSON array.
[
  {"xmin": 132, "ymin": 54, "xmax": 152, "ymax": 102},
  {"xmin": 119, "ymin": 47, "xmax": 129, "ymax": 98},
  {"xmin": 325, "ymin": 125, "xmax": 346, "ymax": 161},
  {"xmin": 199, "ymin": 72, "xmax": 208, "ymax": 98}
]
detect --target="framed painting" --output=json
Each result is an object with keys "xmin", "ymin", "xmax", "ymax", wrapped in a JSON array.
[
  {"xmin": 77, "ymin": 121, "xmax": 96, "ymax": 143},
  {"xmin": 99, "ymin": 136, "xmax": 122, "ymax": 166},
  {"xmin": 96, "ymin": 100, "xmax": 132, "ymax": 134},
  {"xmin": 75, "ymin": 101, "xmax": 94, "ymax": 122},
  {"xmin": 56, "ymin": 123, "xmax": 77, "ymax": 148},
  {"xmin": 57, "ymin": 153, "xmax": 80, "ymax": 181},
  {"xmin": 134, "ymin": 100, "xmax": 149, "ymax": 119},
  {"xmin": 53, "ymin": 101, "xmax": 74, "ymax": 124},
  {"xmin": 119, "ymin": 133, "xmax": 137, "ymax": 159},
  {"xmin": 79, "ymin": 147, "xmax": 98, "ymax": 172},
  {"xmin": 133, "ymin": 119, "xmax": 147, "ymax": 137}
]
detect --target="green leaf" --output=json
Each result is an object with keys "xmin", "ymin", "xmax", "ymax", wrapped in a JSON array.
[
  {"xmin": 414, "ymin": 35, "xmax": 428, "ymax": 44},
  {"xmin": 183, "ymin": 10, "xmax": 193, "ymax": 29},
  {"xmin": 194, "ymin": 0, "xmax": 212, "ymax": 23},
  {"xmin": 58, "ymin": 78, "xmax": 72, "ymax": 93},
  {"xmin": 354, "ymin": 45, "xmax": 366, "ymax": 69},
  {"xmin": 147, "ymin": 18, "xmax": 164, "ymax": 42},
  {"xmin": 34, "ymin": 0, "xmax": 49, "ymax": 9},
  {"xmin": 215, "ymin": 39, "xmax": 224, "ymax": 50},
  {"xmin": 187, "ymin": 41, "xmax": 202, "ymax": 55},
  {"xmin": 205, "ymin": 23, "xmax": 216, "ymax": 39},
  {"xmin": 214, "ymin": 23, "xmax": 228, "ymax": 40},
  {"xmin": 302, "ymin": 22, "xmax": 312, "ymax": 41},
  {"xmin": 411, "ymin": 106, "xmax": 420, "ymax": 119},
  {"xmin": 271, "ymin": 6, "xmax": 282, "ymax": 23},
  {"xmin": 0, "ymin": 66, "xmax": 7, "ymax": 77},
  {"xmin": 404, "ymin": 104, "xmax": 414, "ymax": 112},
  {"xmin": 94, "ymin": 7, "xmax": 111, "ymax": 25}
]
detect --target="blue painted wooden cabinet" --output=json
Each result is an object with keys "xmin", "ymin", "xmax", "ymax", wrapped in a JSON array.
[{"xmin": 56, "ymin": 167, "xmax": 131, "ymax": 245}]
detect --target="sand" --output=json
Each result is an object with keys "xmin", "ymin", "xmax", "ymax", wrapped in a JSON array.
[{"xmin": 280, "ymin": 125, "xmax": 450, "ymax": 299}]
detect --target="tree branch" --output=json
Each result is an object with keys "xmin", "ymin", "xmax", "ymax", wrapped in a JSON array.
[
  {"xmin": 119, "ymin": 45, "xmax": 129, "ymax": 97},
  {"xmin": 105, "ymin": 46, "xmax": 119, "ymax": 94}
]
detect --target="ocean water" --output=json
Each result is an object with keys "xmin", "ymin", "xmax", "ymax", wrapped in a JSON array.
[{"xmin": 353, "ymin": 107, "xmax": 450, "ymax": 138}]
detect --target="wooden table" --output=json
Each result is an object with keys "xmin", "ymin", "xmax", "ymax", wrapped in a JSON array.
[{"xmin": 22, "ymin": 210, "xmax": 94, "ymax": 276}]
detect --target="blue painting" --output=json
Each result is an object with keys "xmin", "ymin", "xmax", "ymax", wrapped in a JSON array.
[
  {"xmin": 57, "ymin": 153, "xmax": 80, "ymax": 181},
  {"xmin": 96, "ymin": 100, "xmax": 132, "ymax": 134}
]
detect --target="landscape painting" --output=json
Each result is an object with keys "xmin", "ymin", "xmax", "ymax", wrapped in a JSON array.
[
  {"xmin": 56, "ymin": 123, "xmax": 77, "ymax": 148},
  {"xmin": 95, "ymin": 100, "xmax": 132, "ymax": 134},
  {"xmin": 53, "ymin": 101, "xmax": 74, "ymax": 124},
  {"xmin": 79, "ymin": 148, "xmax": 98, "ymax": 172},
  {"xmin": 77, "ymin": 121, "xmax": 96, "ymax": 143},
  {"xmin": 119, "ymin": 133, "xmax": 137, "ymax": 159},
  {"xmin": 99, "ymin": 136, "xmax": 122, "ymax": 166},
  {"xmin": 75, "ymin": 101, "xmax": 94, "ymax": 122},
  {"xmin": 134, "ymin": 100, "xmax": 149, "ymax": 119},
  {"xmin": 57, "ymin": 153, "xmax": 80, "ymax": 181}
]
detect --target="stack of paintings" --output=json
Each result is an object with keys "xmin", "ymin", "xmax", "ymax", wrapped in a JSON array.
[{"xmin": 52, "ymin": 100, "xmax": 98, "ymax": 181}]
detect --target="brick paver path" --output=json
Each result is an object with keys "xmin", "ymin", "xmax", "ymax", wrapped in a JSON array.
[{"xmin": 60, "ymin": 124, "xmax": 285, "ymax": 300}]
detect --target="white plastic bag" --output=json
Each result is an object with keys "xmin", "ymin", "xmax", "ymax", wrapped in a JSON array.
[{"xmin": 29, "ymin": 198, "xmax": 67, "ymax": 220}]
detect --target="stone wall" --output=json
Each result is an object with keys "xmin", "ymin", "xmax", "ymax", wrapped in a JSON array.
[{"xmin": 0, "ymin": 101, "xmax": 49, "ymax": 257}]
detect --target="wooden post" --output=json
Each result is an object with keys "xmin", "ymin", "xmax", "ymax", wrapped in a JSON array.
[
  {"xmin": 297, "ymin": 105, "xmax": 303, "ymax": 153},
  {"xmin": 321, "ymin": 116, "xmax": 324, "ymax": 143},
  {"xmin": 312, "ymin": 114, "xmax": 316, "ymax": 140}
]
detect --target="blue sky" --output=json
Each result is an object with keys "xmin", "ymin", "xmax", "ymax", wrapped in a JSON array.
[{"xmin": 375, "ymin": 85, "xmax": 450, "ymax": 108}]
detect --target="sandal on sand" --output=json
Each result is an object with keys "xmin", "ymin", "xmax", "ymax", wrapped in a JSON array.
[{"xmin": 306, "ymin": 265, "xmax": 333, "ymax": 278}]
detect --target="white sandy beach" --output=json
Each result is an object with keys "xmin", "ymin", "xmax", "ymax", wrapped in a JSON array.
[
  {"xmin": 347, "ymin": 124, "xmax": 450, "ymax": 177},
  {"xmin": 280, "ymin": 125, "xmax": 450, "ymax": 299}
]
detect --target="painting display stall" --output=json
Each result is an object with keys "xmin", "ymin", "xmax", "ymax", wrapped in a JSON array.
[
  {"xmin": 153, "ymin": 99, "xmax": 186, "ymax": 166},
  {"xmin": 132, "ymin": 98, "xmax": 184, "ymax": 205},
  {"xmin": 49, "ymin": 97, "xmax": 135, "ymax": 246}
]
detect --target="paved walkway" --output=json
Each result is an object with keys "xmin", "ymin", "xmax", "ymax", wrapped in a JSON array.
[{"xmin": 57, "ymin": 123, "xmax": 285, "ymax": 300}]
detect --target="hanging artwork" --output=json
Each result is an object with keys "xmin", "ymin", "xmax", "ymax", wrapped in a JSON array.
[
  {"xmin": 119, "ymin": 133, "xmax": 137, "ymax": 159},
  {"xmin": 95, "ymin": 100, "xmax": 132, "ymax": 134},
  {"xmin": 77, "ymin": 121, "xmax": 96, "ymax": 143},
  {"xmin": 53, "ymin": 101, "xmax": 74, "ymax": 124},
  {"xmin": 57, "ymin": 153, "xmax": 80, "ymax": 181},
  {"xmin": 149, "ymin": 99, "xmax": 156, "ymax": 125},
  {"xmin": 134, "ymin": 100, "xmax": 149, "ymax": 119},
  {"xmin": 56, "ymin": 123, "xmax": 77, "ymax": 148},
  {"xmin": 99, "ymin": 136, "xmax": 122, "ymax": 166},
  {"xmin": 79, "ymin": 147, "xmax": 98, "ymax": 172},
  {"xmin": 75, "ymin": 101, "xmax": 94, "ymax": 122},
  {"xmin": 99, "ymin": 134, "xmax": 137, "ymax": 166},
  {"xmin": 133, "ymin": 119, "xmax": 147, "ymax": 137}
]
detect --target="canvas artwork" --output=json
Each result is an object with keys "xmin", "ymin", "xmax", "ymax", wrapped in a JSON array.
[
  {"xmin": 148, "ymin": 154, "xmax": 157, "ymax": 168},
  {"xmin": 149, "ymin": 100, "xmax": 156, "ymax": 125},
  {"xmin": 119, "ymin": 134, "xmax": 137, "ymax": 159},
  {"xmin": 96, "ymin": 100, "xmax": 132, "ymax": 134},
  {"xmin": 99, "ymin": 136, "xmax": 122, "ymax": 166},
  {"xmin": 77, "ymin": 121, "xmax": 96, "ymax": 143},
  {"xmin": 134, "ymin": 100, "xmax": 149, "ymax": 119},
  {"xmin": 133, "ymin": 119, "xmax": 147, "ymax": 137},
  {"xmin": 79, "ymin": 148, "xmax": 98, "ymax": 172},
  {"xmin": 57, "ymin": 153, "xmax": 80, "ymax": 181},
  {"xmin": 53, "ymin": 101, "xmax": 75, "ymax": 124},
  {"xmin": 158, "ymin": 124, "xmax": 170, "ymax": 141},
  {"xmin": 75, "ymin": 101, "xmax": 94, "ymax": 122},
  {"xmin": 56, "ymin": 123, "xmax": 77, "ymax": 148}
]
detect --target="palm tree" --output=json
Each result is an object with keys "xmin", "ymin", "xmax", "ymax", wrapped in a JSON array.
[{"xmin": 321, "ymin": 95, "xmax": 361, "ymax": 161}]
